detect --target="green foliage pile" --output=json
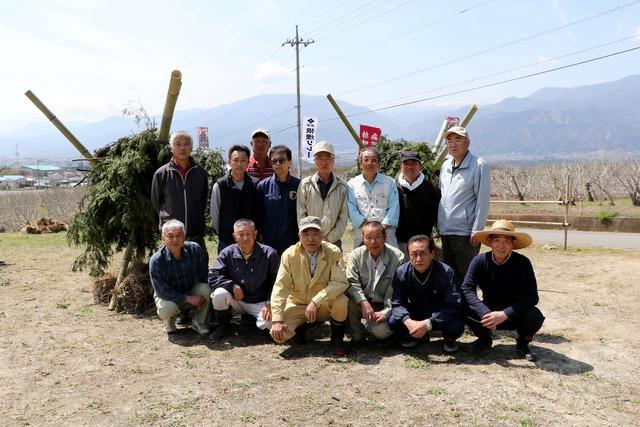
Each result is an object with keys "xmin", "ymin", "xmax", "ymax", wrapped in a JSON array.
[
  {"xmin": 67, "ymin": 129, "xmax": 225, "ymax": 277},
  {"xmin": 345, "ymin": 136, "xmax": 439, "ymax": 183}
]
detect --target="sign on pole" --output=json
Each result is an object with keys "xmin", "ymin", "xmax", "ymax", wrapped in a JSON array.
[
  {"xmin": 302, "ymin": 117, "xmax": 319, "ymax": 163},
  {"xmin": 197, "ymin": 126, "xmax": 209, "ymax": 149},
  {"xmin": 359, "ymin": 124, "xmax": 382, "ymax": 147}
]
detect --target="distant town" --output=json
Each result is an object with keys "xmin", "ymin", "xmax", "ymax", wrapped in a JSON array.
[{"xmin": 0, "ymin": 158, "xmax": 88, "ymax": 190}]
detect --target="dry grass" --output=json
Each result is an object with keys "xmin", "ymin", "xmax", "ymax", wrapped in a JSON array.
[{"xmin": 0, "ymin": 187, "xmax": 85, "ymax": 231}]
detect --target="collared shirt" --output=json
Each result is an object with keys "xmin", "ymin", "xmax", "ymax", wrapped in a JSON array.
[
  {"xmin": 307, "ymin": 251, "xmax": 319, "ymax": 276},
  {"xmin": 491, "ymin": 251, "xmax": 512, "ymax": 265},
  {"xmin": 149, "ymin": 241, "xmax": 208, "ymax": 304},
  {"xmin": 316, "ymin": 174, "xmax": 334, "ymax": 200},
  {"xmin": 363, "ymin": 253, "xmax": 384, "ymax": 299},
  {"xmin": 398, "ymin": 172, "xmax": 425, "ymax": 191},
  {"xmin": 247, "ymin": 155, "xmax": 274, "ymax": 181},
  {"xmin": 438, "ymin": 151, "xmax": 491, "ymax": 236},
  {"xmin": 346, "ymin": 172, "xmax": 400, "ymax": 228}
]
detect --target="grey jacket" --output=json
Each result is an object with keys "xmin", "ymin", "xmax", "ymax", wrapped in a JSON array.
[{"xmin": 346, "ymin": 243, "xmax": 405, "ymax": 319}]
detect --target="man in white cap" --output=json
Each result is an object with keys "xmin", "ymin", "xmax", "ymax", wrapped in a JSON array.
[
  {"xmin": 438, "ymin": 126, "xmax": 490, "ymax": 282},
  {"xmin": 296, "ymin": 141, "xmax": 349, "ymax": 250},
  {"xmin": 347, "ymin": 146, "xmax": 400, "ymax": 247},
  {"xmin": 270, "ymin": 216, "xmax": 349, "ymax": 356},
  {"xmin": 247, "ymin": 129, "xmax": 274, "ymax": 181},
  {"xmin": 461, "ymin": 219, "xmax": 544, "ymax": 361}
]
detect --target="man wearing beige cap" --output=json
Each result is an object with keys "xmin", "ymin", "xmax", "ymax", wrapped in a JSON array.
[
  {"xmin": 461, "ymin": 220, "xmax": 544, "ymax": 361},
  {"xmin": 270, "ymin": 216, "xmax": 349, "ymax": 356},
  {"xmin": 438, "ymin": 126, "xmax": 490, "ymax": 282},
  {"xmin": 296, "ymin": 141, "xmax": 349, "ymax": 250},
  {"xmin": 247, "ymin": 129, "xmax": 274, "ymax": 181}
]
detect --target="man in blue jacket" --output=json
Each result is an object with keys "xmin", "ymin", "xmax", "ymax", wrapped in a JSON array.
[
  {"xmin": 254, "ymin": 145, "xmax": 300, "ymax": 255},
  {"xmin": 389, "ymin": 235, "xmax": 464, "ymax": 353},
  {"xmin": 438, "ymin": 126, "xmax": 490, "ymax": 282},
  {"xmin": 462, "ymin": 220, "xmax": 544, "ymax": 361},
  {"xmin": 208, "ymin": 219, "xmax": 280, "ymax": 340}
]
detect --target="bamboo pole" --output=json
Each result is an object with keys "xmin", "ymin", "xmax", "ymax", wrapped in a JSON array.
[
  {"xmin": 158, "ymin": 70, "xmax": 183, "ymax": 143},
  {"xmin": 24, "ymin": 90, "xmax": 97, "ymax": 165},
  {"xmin": 435, "ymin": 104, "xmax": 479, "ymax": 167},
  {"xmin": 326, "ymin": 94, "xmax": 364, "ymax": 150},
  {"xmin": 108, "ymin": 236, "xmax": 136, "ymax": 310},
  {"xmin": 431, "ymin": 118, "xmax": 449, "ymax": 153}
]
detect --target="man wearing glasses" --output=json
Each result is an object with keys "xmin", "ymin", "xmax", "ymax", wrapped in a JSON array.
[
  {"xmin": 255, "ymin": 145, "xmax": 301, "ymax": 255},
  {"xmin": 438, "ymin": 126, "xmax": 491, "ymax": 282}
]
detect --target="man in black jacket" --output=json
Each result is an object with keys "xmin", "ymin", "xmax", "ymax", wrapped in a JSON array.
[
  {"xmin": 396, "ymin": 151, "xmax": 440, "ymax": 259},
  {"xmin": 389, "ymin": 235, "xmax": 464, "ymax": 353},
  {"xmin": 210, "ymin": 145, "xmax": 258, "ymax": 253},
  {"xmin": 151, "ymin": 130, "xmax": 209, "ymax": 260},
  {"xmin": 462, "ymin": 220, "xmax": 544, "ymax": 361}
]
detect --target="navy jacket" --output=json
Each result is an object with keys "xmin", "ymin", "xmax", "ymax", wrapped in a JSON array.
[
  {"xmin": 390, "ymin": 259, "xmax": 462, "ymax": 326},
  {"xmin": 208, "ymin": 243, "xmax": 280, "ymax": 304},
  {"xmin": 254, "ymin": 174, "xmax": 300, "ymax": 253},
  {"xmin": 462, "ymin": 251, "xmax": 539, "ymax": 319}
]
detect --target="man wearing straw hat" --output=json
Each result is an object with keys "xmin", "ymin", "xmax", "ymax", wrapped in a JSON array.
[{"xmin": 461, "ymin": 220, "xmax": 545, "ymax": 361}]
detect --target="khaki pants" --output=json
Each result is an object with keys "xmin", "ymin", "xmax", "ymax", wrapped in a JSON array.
[
  {"xmin": 348, "ymin": 299, "xmax": 393, "ymax": 341},
  {"xmin": 154, "ymin": 282, "xmax": 211, "ymax": 325},
  {"xmin": 271, "ymin": 294, "xmax": 348, "ymax": 344}
]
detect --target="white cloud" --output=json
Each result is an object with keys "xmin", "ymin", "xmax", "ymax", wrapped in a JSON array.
[{"xmin": 251, "ymin": 61, "xmax": 293, "ymax": 84}]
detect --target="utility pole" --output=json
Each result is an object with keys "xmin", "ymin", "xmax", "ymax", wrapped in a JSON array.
[{"xmin": 283, "ymin": 25, "xmax": 314, "ymax": 177}]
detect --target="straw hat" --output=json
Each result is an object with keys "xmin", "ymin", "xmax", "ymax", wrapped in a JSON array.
[{"xmin": 473, "ymin": 219, "xmax": 533, "ymax": 249}]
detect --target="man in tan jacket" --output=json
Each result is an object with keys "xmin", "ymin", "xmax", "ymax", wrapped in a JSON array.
[
  {"xmin": 270, "ymin": 216, "xmax": 349, "ymax": 356},
  {"xmin": 296, "ymin": 141, "xmax": 349, "ymax": 250}
]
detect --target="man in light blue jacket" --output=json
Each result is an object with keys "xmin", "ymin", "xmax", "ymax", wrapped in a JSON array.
[{"xmin": 437, "ymin": 126, "xmax": 490, "ymax": 281}]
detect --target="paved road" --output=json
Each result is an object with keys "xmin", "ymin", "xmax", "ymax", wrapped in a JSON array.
[{"xmin": 521, "ymin": 228, "xmax": 640, "ymax": 250}]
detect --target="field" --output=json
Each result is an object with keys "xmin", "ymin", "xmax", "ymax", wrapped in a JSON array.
[{"xmin": 1, "ymin": 232, "xmax": 639, "ymax": 426}]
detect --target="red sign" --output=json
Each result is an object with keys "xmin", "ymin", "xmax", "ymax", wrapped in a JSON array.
[{"xmin": 359, "ymin": 124, "xmax": 382, "ymax": 147}]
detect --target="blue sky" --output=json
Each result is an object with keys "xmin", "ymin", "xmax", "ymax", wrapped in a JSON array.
[{"xmin": 1, "ymin": 0, "xmax": 639, "ymax": 135}]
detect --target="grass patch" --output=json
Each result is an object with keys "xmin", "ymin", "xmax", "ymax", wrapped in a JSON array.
[
  {"xmin": 182, "ymin": 350, "xmax": 205, "ymax": 359},
  {"xmin": 427, "ymin": 386, "xmax": 445, "ymax": 395},
  {"xmin": 241, "ymin": 412, "xmax": 257, "ymax": 423},
  {"xmin": 580, "ymin": 372, "xmax": 602, "ymax": 381},
  {"xmin": 130, "ymin": 411, "xmax": 160, "ymax": 425},
  {"xmin": 77, "ymin": 306, "xmax": 93, "ymax": 316},
  {"xmin": 518, "ymin": 417, "xmax": 536, "ymax": 427},
  {"xmin": 404, "ymin": 355, "xmax": 431, "ymax": 370},
  {"xmin": 56, "ymin": 302, "xmax": 70, "ymax": 309}
]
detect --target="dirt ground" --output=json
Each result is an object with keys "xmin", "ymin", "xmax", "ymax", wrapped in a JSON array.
[{"xmin": 1, "ymin": 232, "xmax": 639, "ymax": 426}]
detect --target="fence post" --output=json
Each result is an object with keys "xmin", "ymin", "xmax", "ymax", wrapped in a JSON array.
[{"xmin": 563, "ymin": 175, "xmax": 570, "ymax": 250}]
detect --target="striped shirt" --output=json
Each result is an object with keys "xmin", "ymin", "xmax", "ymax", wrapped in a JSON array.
[{"xmin": 247, "ymin": 155, "xmax": 274, "ymax": 181}]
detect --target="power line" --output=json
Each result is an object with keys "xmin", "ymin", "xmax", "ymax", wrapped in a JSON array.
[
  {"xmin": 306, "ymin": 0, "xmax": 392, "ymax": 37},
  {"xmin": 306, "ymin": 0, "xmax": 493, "ymax": 67}
]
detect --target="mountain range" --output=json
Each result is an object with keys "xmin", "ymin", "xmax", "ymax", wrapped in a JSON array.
[{"xmin": 2, "ymin": 74, "xmax": 640, "ymax": 163}]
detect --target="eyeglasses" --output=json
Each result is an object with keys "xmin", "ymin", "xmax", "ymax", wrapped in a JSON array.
[{"xmin": 271, "ymin": 158, "xmax": 288, "ymax": 165}]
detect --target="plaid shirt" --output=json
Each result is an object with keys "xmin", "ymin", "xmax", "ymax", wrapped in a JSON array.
[{"xmin": 149, "ymin": 241, "xmax": 208, "ymax": 304}]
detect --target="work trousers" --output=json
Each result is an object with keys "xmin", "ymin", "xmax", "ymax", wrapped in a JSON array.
[
  {"xmin": 271, "ymin": 294, "xmax": 348, "ymax": 344},
  {"xmin": 211, "ymin": 287, "xmax": 270, "ymax": 330},
  {"xmin": 347, "ymin": 299, "xmax": 393, "ymax": 341},
  {"xmin": 440, "ymin": 234, "xmax": 480, "ymax": 282},
  {"xmin": 465, "ymin": 305, "xmax": 545, "ymax": 342},
  {"xmin": 389, "ymin": 309, "xmax": 465, "ymax": 340},
  {"xmin": 154, "ymin": 282, "xmax": 211, "ymax": 325}
]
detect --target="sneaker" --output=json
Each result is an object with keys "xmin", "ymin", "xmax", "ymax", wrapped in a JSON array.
[
  {"xmin": 164, "ymin": 318, "xmax": 177, "ymax": 334},
  {"xmin": 471, "ymin": 336, "xmax": 493, "ymax": 352},
  {"xmin": 191, "ymin": 318, "xmax": 210, "ymax": 335},
  {"xmin": 516, "ymin": 341, "xmax": 538, "ymax": 362},
  {"xmin": 209, "ymin": 324, "xmax": 230, "ymax": 340},
  {"xmin": 175, "ymin": 311, "xmax": 192, "ymax": 327},
  {"xmin": 401, "ymin": 335, "xmax": 429, "ymax": 348},
  {"xmin": 443, "ymin": 338, "xmax": 459, "ymax": 354}
]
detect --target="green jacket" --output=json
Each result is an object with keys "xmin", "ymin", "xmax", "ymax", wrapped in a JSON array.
[{"xmin": 346, "ymin": 243, "xmax": 405, "ymax": 319}]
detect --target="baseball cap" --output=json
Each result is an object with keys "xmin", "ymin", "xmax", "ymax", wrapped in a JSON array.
[
  {"xmin": 312, "ymin": 141, "xmax": 335, "ymax": 156},
  {"xmin": 400, "ymin": 151, "xmax": 421, "ymax": 162},
  {"xmin": 443, "ymin": 126, "xmax": 469, "ymax": 140},
  {"xmin": 298, "ymin": 216, "xmax": 322, "ymax": 231},
  {"xmin": 251, "ymin": 128, "xmax": 271, "ymax": 141}
]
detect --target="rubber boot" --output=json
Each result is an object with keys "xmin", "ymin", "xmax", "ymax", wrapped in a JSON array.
[
  {"xmin": 209, "ymin": 309, "xmax": 232, "ymax": 340},
  {"xmin": 330, "ymin": 319, "xmax": 348, "ymax": 357}
]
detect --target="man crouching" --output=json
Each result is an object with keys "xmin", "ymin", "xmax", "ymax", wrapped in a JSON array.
[{"xmin": 270, "ymin": 216, "xmax": 349, "ymax": 356}]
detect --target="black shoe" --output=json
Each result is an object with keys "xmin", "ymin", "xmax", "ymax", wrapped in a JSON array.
[
  {"xmin": 175, "ymin": 311, "xmax": 192, "ymax": 327},
  {"xmin": 401, "ymin": 334, "xmax": 429, "ymax": 348},
  {"xmin": 292, "ymin": 324, "xmax": 307, "ymax": 345},
  {"xmin": 471, "ymin": 336, "xmax": 493, "ymax": 352},
  {"xmin": 209, "ymin": 324, "xmax": 230, "ymax": 340},
  {"xmin": 516, "ymin": 340, "xmax": 537, "ymax": 362},
  {"xmin": 240, "ymin": 313, "xmax": 255, "ymax": 324},
  {"xmin": 443, "ymin": 338, "xmax": 459, "ymax": 354},
  {"xmin": 330, "ymin": 319, "xmax": 348, "ymax": 357}
]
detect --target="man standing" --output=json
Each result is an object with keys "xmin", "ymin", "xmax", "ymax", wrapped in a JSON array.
[
  {"xmin": 296, "ymin": 141, "xmax": 349, "ymax": 249},
  {"xmin": 210, "ymin": 145, "xmax": 258, "ymax": 253},
  {"xmin": 208, "ymin": 219, "xmax": 280, "ymax": 340},
  {"xmin": 149, "ymin": 219, "xmax": 210, "ymax": 335},
  {"xmin": 347, "ymin": 147, "xmax": 400, "ymax": 247},
  {"xmin": 462, "ymin": 220, "xmax": 544, "ymax": 361},
  {"xmin": 438, "ymin": 126, "xmax": 490, "ymax": 281},
  {"xmin": 396, "ymin": 150, "xmax": 441, "ymax": 258},
  {"xmin": 247, "ymin": 129, "xmax": 274, "ymax": 181},
  {"xmin": 389, "ymin": 235, "xmax": 464, "ymax": 353},
  {"xmin": 255, "ymin": 145, "xmax": 300, "ymax": 255},
  {"xmin": 151, "ymin": 130, "xmax": 209, "ymax": 258},
  {"xmin": 270, "ymin": 216, "xmax": 349, "ymax": 356},
  {"xmin": 346, "ymin": 220, "xmax": 405, "ymax": 345}
]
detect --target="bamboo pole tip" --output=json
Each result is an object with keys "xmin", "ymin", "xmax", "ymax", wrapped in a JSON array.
[{"xmin": 171, "ymin": 70, "xmax": 182, "ymax": 79}]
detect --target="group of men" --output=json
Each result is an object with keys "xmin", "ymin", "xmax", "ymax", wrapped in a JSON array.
[{"xmin": 149, "ymin": 126, "xmax": 544, "ymax": 360}]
